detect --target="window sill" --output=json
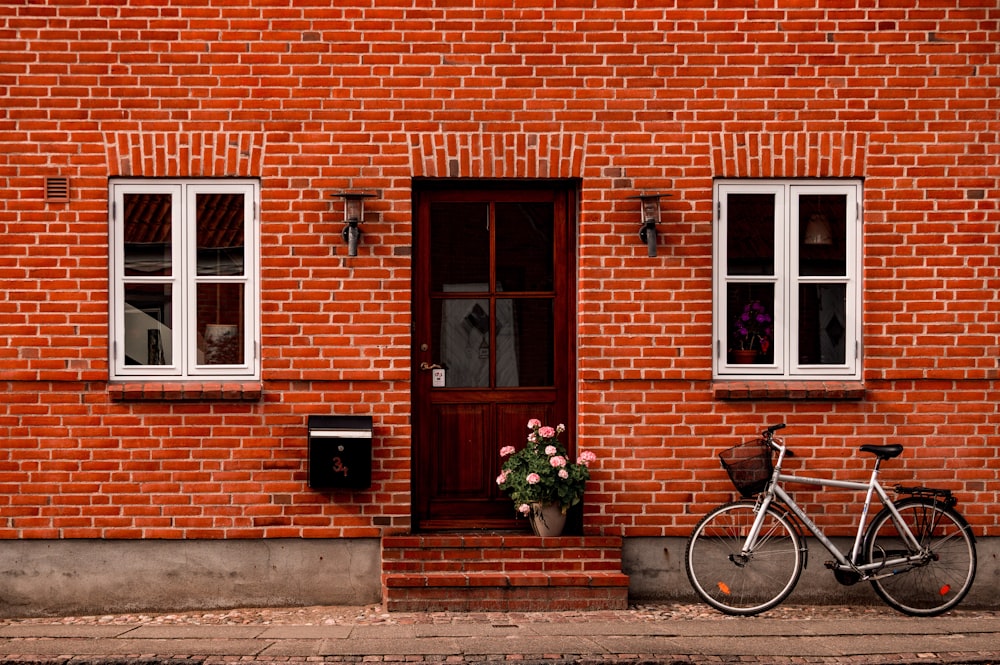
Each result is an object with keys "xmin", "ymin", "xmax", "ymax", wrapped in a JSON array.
[
  {"xmin": 713, "ymin": 381, "xmax": 865, "ymax": 401},
  {"xmin": 108, "ymin": 381, "xmax": 263, "ymax": 402}
]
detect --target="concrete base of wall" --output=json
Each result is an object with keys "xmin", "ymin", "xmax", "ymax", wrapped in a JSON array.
[
  {"xmin": 0, "ymin": 536, "xmax": 995, "ymax": 618},
  {"xmin": 0, "ymin": 539, "xmax": 381, "ymax": 618},
  {"xmin": 623, "ymin": 536, "xmax": 998, "ymax": 609}
]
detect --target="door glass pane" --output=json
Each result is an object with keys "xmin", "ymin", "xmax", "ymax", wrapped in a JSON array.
[
  {"xmin": 726, "ymin": 283, "xmax": 774, "ymax": 365},
  {"xmin": 197, "ymin": 193, "xmax": 245, "ymax": 276},
  {"xmin": 432, "ymin": 298, "xmax": 489, "ymax": 387},
  {"xmin": 496, "ymin": 202, "xmax": 553, "ymax": 292},
  {"xmin": 798, "ymin": 283, "xmax": 846, "ymax": 365},
  {"xmin": 727, "ymin": 193, "xmax": 775, "ymax": 276},
  {"xmin": 197, "ymin": 283, "xmax": 245, "ymax": 365},
  {"xmin": 497, "ymin": 298, "xmax": 554, "ymax": 387},
  {"xmin": 123, "ymin": 193, "xmax": 171, "ymax": 276},
  {"xmin": 431, "ymin": 202, "xmax": 489, "ymax": 292},
  {"xmin": 123, "ymin": 283, "xmax": 172, "ymax": 365},
  {"xmin": 798, "ymin": 194, "xmax": 847, "ymax": 276}
]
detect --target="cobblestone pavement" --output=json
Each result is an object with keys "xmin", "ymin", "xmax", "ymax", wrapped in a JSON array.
[
  {"xmin": 4, "ymin": 600, "xmax": 998, "ymax": 626},
  {"xmin": 0, "ymin": 602, "xmax": 996, "ymax": 665}
]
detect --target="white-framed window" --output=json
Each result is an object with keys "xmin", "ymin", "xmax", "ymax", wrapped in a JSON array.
[
  {"xmin": 109, "ymin": 179, "xmax": 260, "ymax": 381},
  {"xmin": 714, "ymin": 179, "xmax": 862, "ymax": 380}
]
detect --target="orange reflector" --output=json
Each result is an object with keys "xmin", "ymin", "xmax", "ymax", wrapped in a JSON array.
[
  {"xmin": 717, "ymin": 582, "xmax": 731, "ymax": 595},
  {"xmin": 940, "ymin": 584, "xmax": 951, "ymax": 596}
]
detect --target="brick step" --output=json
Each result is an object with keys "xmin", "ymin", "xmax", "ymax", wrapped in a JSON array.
[
  {"xmin": 383, "ymin": 571, "xmax": 629, "ymax": 612},
  {"xmin": 381, "ymin": 533, "xmax": 629, "ymax": 612},
  {"xmin": 382, "ymin": 534, "xmax": 625, "ymax": 573}
]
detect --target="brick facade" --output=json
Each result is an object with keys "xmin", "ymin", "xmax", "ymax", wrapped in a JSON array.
[{"xmin": 1, "ymin": 2, "xmax": 998, "ymax": 551}]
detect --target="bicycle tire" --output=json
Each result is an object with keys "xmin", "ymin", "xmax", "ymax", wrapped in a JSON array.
[
  {"xmin": 686, "ymin": 501, "xmax": 804, "ymax": 616},
  {"xmin": 864, "ymin": 497, "xmax": 977, "ymax": 616}
]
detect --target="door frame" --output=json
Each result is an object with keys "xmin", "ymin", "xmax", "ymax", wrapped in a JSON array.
[{"xmin": 410, "ymin": 178, "xmax": 579, "ymax": 531}]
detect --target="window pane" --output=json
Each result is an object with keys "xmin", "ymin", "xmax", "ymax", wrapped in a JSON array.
[
  {"xmin": 496, "ymin": 202, "xmax": 553, "ymax": 292},
  {"xmin": 123, "ymin": 193, "xmax": 171, "ymax": 276},
  {"xmin": 197, "ymin": 283, "xmax": 245, "ymax": 365},
  {"xmin": 798, "ymin": 283, "xmax": 847, "ymax": 365},
  {"xmin": 123, "ymin": 283, "xmax": 172, "ymax": 365},
  {"xmin": 726, "ymin": 284, "xmax": 774, "ymax": 365},
  {"xmin": 727, "ymin": 193, "xmax": 775, "ymax": 276},
  {"xmin": 798, "ymin": 194, "xmax": 847, "ymax": 276},
  {"xmin": 431, "ymin": 203, "xmax": 489, "ymax": 292},
  {"xmin": 497, "ymin": 298, "xmax": 554, "ymax": 387},
  {"xmin": 196, "ymin": 193, "xmax": 245, "ymax": 276},
  {"xmin": 432, "ymin": 298, "xmax": 489, "ymax": 387}
]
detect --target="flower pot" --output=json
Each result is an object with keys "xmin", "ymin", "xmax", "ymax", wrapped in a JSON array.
[
  {"xmin": 731, "ymin": 349, "xmax": 758, "ymax": 364},
  {"xmin": 529, "ymin": 503, "xmax": 566, "ymax": 537}
]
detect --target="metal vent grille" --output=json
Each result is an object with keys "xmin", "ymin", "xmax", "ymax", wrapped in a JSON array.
[{"xmin": 45, "ymin": 177, "xmax": 69, "ymax": 202}]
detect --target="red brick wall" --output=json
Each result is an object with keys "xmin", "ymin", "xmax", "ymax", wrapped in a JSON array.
[{"xmin": 1, "ymin": 3, "xmax": 997, "ymax": 540}]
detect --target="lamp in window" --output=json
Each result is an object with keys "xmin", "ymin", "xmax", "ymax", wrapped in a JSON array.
[
  {"xmin": 630, "ymin": 192, "xmax": 669, "ymax": 257},
  {"xmin": 335, "ymin": 191, "xmax": 376, "ymax": 256},
  {"xmin": 803, "ymin": 212, "xmax": 833, "ymax": 245}
]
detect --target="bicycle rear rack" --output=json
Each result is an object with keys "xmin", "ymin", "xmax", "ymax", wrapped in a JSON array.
[{"xmin": 893, "ymin": 484, "xmax": 957, "ymax": 507}]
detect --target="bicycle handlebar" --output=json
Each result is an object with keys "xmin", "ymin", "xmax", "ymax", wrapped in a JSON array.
[{"xmin": 762, "ymin": 423, "xmax": 795, "ymax": 456}]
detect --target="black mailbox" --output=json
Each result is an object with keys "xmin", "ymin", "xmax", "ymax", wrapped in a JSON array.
[{"xmin": 307, "ymin": 415, "xmax": 373, "ymax": 490}]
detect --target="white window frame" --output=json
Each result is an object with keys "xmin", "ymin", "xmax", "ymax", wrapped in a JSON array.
[
  {"xmin": 713, "ymin": 179, "xmax": 862, "ymax": 381},
  {"xmin": 109, "ymin": 178, "xmax": 260, "ymax": 381}
]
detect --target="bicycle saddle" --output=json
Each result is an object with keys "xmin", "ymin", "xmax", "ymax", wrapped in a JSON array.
[{"xmin": 859, "ymin": 444, "xmax": 903, "ymax": 460}]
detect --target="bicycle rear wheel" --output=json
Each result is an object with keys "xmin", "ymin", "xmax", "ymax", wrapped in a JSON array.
[
  {"xmin": 685, "ymin": 501, "xmax": 803, "ymax": 616},
  {"xmin": 865, "ymin": 497, "xmax": 977, "ymax": 616}
]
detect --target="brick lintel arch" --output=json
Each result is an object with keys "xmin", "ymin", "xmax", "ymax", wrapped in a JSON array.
[
  {"xmin": 707, "ymin": 131, "xmax": 868, "ymax": 179},
  {"xmin": 104, "ymin": 131, "xmax": 267, "ymax": 178},
  {"xmin": 408, "ymin": 132, "xmax": 588, "ymax": 180}
]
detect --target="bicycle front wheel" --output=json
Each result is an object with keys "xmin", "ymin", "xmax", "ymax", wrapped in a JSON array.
[
  {"xmin": 865, "ymin": 497, "xmax": 977, "ymax": 616},
  {"xmin": 685, "ymin": 501, "xmax": 803, "ymax": 616}
]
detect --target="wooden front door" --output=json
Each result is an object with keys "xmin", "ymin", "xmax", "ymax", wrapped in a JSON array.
[{"xmin": 412, "ymin": 181, "xmax": 576, "ymax": 530}]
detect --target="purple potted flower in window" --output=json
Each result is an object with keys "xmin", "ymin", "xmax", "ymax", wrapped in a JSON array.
[{"xmin": 732, "ymin": 301, "xmax": 772, "ymax": 354}]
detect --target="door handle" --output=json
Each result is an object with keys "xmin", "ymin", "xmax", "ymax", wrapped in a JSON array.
[{"xmin": 419, "ymin": 362, "xmax": 443, "ymax": 371}]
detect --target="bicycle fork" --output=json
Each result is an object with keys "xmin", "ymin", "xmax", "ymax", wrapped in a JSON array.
[{"xmin": 735, "ymin": 490, "xmax": 805, "ymax": 568}]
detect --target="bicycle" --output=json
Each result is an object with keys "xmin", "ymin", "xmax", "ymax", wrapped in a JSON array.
[{"xmin": 685, "ymin": 423, "xmax": 977, "ymax": 616}]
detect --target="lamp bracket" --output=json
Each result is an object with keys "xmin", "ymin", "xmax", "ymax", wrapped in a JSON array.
[
  {"xmin": 629, "ymin": 192, "xmax": 671, "ymax": 258},
  {"xmin": 333, "ymin": 191, "xmax": 376, "ymax": 257}
]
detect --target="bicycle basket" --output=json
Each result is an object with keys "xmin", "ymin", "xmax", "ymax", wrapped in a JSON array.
[{"xmin": 719, "ymin": 439, "xmax": 774, "ymax": 497}]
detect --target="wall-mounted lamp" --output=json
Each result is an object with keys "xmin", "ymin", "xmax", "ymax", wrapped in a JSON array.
[
  {"xmin": 335, "ymin": 191, "xmax": 376, "ymax": 256},
  {"xmin": 630, "ymin": 192, "xmax": 670, "ymax": 257}
]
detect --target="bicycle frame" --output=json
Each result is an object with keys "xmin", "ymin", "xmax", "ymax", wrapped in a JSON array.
[{"xmin": 744, "ymin": 439, "xmax": 926, "ymax": 578}]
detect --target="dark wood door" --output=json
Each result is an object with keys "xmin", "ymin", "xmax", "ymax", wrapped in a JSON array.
[{"xmin": 413, "ymin": 182, "xmax": 575, "ymax": 530}]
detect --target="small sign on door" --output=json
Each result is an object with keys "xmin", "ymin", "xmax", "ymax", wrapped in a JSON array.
[{"xmin": 431, "ymin": 368, "xmax": 446, "ymax": 387}]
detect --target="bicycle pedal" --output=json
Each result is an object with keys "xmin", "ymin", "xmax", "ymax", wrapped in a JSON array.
[{"xmin": 823, "ymin": 560, "xmax": 837, "ymax": 570}]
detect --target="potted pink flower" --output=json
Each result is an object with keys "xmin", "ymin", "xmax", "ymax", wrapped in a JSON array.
[{"xmin": 496, "ymin": 419, "xmax": 596, "ymax": 536}]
